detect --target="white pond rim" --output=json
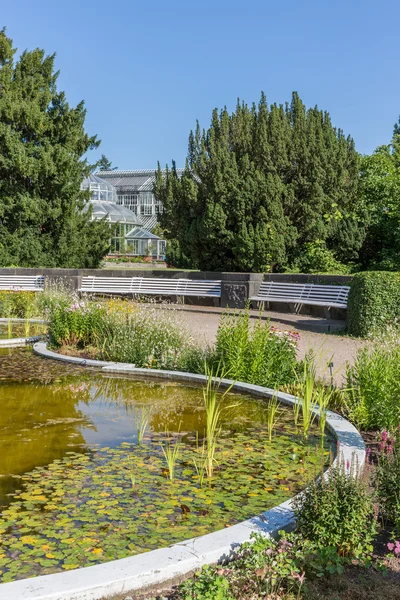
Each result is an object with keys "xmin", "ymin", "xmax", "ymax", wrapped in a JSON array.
[
  {"xmin": 0, "ymin": 319, "xmax": 46, "ymax": 348},
  {"xmin": 0, "ymin": 342, "xmax": 365, "ymax": 600}
]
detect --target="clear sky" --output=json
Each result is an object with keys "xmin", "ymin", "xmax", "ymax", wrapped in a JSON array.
[{"xmin": 3, "ymin": 0, "xmax": 399, "ymax": 169}]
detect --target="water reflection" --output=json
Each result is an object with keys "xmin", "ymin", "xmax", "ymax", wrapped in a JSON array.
[{"xmin": 0, "ymin": 372, "xmax": 304, "ymax": 505}]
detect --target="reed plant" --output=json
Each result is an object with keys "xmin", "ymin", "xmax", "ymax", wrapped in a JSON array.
[
  {"xmin": 299, "ymin": 357, "xmax": 318, "ymax": 440},
  {"xmin": 160, "ymin": 426, "xmax": 182, "ymax": 481},
  {"xmin": 136, "ymin": 406, "xmax": 151, "ymax": 444},
  {"xmin": 193, "ymin": 432, "xmax": 207, "ymax": 488},
  {"xmin": 202, "ymin": 364, "xmax": 235, "ymax": 479},
  {"xmin": 266, "ymin": 394, "xmax": 281, "ymax": 442}
]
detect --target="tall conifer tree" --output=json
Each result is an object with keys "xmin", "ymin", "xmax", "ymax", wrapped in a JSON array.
[
  {"xmin": 155, "ymin": 91, "xmax": 362, "ymax": 271},
  {"xmin": 0, "ymin": 29, "xmax": 110, "ymax": 267}
]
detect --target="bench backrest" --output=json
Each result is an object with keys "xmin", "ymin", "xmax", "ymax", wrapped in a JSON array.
[
  {"xmin": 0, "ymin": 275, "xmax": 45, "ymax": 291},
  {"xmin": 80, "ymin": 276, "xmax": 222, "ymax": 297},
  {"xmin": 256, "ymin": 281, "xmax": 350, "ymax": 305}
]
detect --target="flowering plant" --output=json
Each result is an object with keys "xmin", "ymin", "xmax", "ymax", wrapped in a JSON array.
[{"xmin": 375, "ymin": 428, "xmax": 400, "ymax": 538}]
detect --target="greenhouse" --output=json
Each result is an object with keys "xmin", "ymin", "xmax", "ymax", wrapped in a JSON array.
[{"xmin": 81, "ymin": 175, "xmax": 165, "ymax": 257}]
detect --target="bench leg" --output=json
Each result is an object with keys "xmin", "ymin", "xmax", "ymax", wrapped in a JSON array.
[{"xmin": 294, "ymin": 303, "xmax": 303, "ymax": 314}]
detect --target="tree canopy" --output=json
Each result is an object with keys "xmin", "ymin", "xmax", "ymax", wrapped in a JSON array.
[
  {"xmin": 358, "ymin": 120, "xmax": 400, "ymax": 270},
  {"xmin": 0, "ymin": 28, "xmax": 110, "ymax": 268},
  {"xmin": 154, "ymin": 92, "xmax": 365, "ymax": 272}
]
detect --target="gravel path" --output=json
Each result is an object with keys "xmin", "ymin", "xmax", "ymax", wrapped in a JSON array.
[{"xmin": 169, "ymin": 307, "xmax": 367, "ymax": 387}]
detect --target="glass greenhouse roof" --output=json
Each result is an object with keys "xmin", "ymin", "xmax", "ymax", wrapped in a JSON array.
[
  {"xmin": 81, "ymin": 174, "xmax": 142, "ymax": 225},
  {"xmin": 125, "ymin": 227, "xmax": 161, "ymax": 240},
  {"xmin": 84, "ymin": 202, "xmax": 142, "ymax": 225},
  {"xmin": 81, "ymin": 174, "xmax": 119, "ymax": 204}
]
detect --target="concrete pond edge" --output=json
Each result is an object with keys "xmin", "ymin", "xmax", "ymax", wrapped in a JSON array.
[
  {"xmin": 0, "ymin": 318, "xmax": 46, "ymax": 348},
  {"xmin": 0, "ymin": 342, "xmax": 365, "ymax": 600}
]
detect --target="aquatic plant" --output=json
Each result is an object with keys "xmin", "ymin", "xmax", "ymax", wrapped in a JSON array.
[
  {"xmin": 136, "ymin": 406, "xmax": 151, "ymax": 444},
  {"xmin": 193, "ymin": 433, "xmax": 207, "ymax": 488},
  {"xmin": 202, "ymin": 365, "xmax": 235, "ymax": 479},
  {"xmin": 160, "ymin": 426, "xmax": 182, "ymax": 481},
  {"xmin": 266, "ymin": 394, "xmax": 281, "ymax": 443}
]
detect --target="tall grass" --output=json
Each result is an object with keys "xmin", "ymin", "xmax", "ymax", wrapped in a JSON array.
[
  {"xmin": 214, "ymin": 309, "xmax": 298, "ymax": 388},
  {"xmin": 345, "ymin": 340, "xmax": 400, "ymax": 430}
]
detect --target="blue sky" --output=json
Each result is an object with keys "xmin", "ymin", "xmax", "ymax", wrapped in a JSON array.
[{"xmin": 3, "ymin": 0, "xmax": 399, "ymax": 169}]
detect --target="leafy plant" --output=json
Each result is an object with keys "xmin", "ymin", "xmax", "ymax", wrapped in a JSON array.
[
  {"xmin": 345, "ymin": 341, "xmax": 400, "ymax": 430},
  {"xmin": 214, "ymin": 309, "xmax": 298, "ymax": 389},
  {"xmin": 374, "ymin": 429, "xmax": 400, "ymax": 537},
  {"xmin": 180, "ymin": 565, "xmax": 234, "ymax": 600},
  {"xmin": 293, "ymin": 457, "xmax": 377, "ymax": 559}
]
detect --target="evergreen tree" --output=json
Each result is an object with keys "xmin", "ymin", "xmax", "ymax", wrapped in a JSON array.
[
  {"xmin": 0, "ymin": 29, "xmax": 110, "ymax": 268},
  {"xmin": 96, "ymin": 154, "xmax": 118, "ymax": 171},
  {"xmin": 154, "ymin": 91, "xmax": 362, "ymax": 271}
]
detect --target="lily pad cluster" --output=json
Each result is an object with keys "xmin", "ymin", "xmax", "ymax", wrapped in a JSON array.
[{"xmin": 0, "ymin": 426, "xmax": 330, "ymax": 582}]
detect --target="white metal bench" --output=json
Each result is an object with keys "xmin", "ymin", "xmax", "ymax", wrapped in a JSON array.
[
  {"xmin": 0, "ymin": 275, "xmax": 45, "ymax": 291},
  {"xmin": 79, "ymin": 276, "xmax": 222, "ymax": 301},
  {"xmin": 250, "ymin": 281, "xmax": 350, "ymax": 311}
]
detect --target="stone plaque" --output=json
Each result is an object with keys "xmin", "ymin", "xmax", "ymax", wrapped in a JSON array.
[{"xmin": 221, "ymin": 283, "xmax": 248, "ymax": 308}]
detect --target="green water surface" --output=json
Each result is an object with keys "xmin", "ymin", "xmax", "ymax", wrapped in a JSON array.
[{"xmin": 0, "ymin": 350, "xmax": 334, "ymax": 582}]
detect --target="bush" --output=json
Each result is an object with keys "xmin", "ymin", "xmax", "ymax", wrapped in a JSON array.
[
  {"xmin": 347, "ymin": 271, "xmax": 400, "ymax": 337},
  {"xmin": 292, "ymin": 459, "xmax": 377, "ymax": 559},
  {"xmin": 294, "ymin": 240, "xmax": 350, "ymax": 275},
  {"xmin": 345, "ymin": 342, "xmax": 400, "ymax": 430},
  {"xmin": 375, "ymin": 429, "xmax": 400, "ymax": 538},
  {"xmin": 213, "ymin": 310, "xmax": 299, "ymax": 388}
]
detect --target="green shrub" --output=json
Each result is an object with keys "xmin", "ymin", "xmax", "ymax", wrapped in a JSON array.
[
  {"xmin": 292, "ymin": 459, "xmax": 377, "ymax": 559},
  {"xmin": 374, "ymin": 429, "xmax": 400, "ymax": 537},
  {"xmin": 347, "ymin": 271, "xmax": 400, "ymax": 337},
  {"xmin": 294, "ymin": 240, "xmax": 350, "ymax": 275},
  {"xmin": 213, "ymin": 310, "xmax": 298, "ymax": 388},
  {"xmin": 345, "ymin": 342, "xmax": 400, "ymax": 430}
]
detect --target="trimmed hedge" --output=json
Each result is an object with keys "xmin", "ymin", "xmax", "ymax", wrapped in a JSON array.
[{"xmin": 347, "ymin": 271, "xmax": 400, "ymax": 337}]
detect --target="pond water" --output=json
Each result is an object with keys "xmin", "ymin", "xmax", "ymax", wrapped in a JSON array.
[
  {"xmin": 0, "ymin": 320, "xmax": 47, "ymax": 340},
  {"xmin": 0, "ymin": 350, "xmax": 334, "ymax": 582}
]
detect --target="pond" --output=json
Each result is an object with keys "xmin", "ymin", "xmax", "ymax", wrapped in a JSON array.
[
  {"xmin": 0, "ymin": 350, "xmax": 334, "ymax": 582},
  {"xmin": 0, "ymin": 320, "xmax": 47, "ymax": 340}
]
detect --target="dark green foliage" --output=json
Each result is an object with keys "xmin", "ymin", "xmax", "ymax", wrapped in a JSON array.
[
  {"xmin": 359, "ymin": 119, "xmax": 400, "ymax": 271},
  {"xmin": 0, "ymin": 29, "xmax": 110, "ymax": 268},
  {"xmin": 293, "ymin": 460, "xmax": 377, "ymax": 559},
  {"xmin": 96, "ymin": 154, "xmax": 117, "ymax": 171},
  {"xmin": 154, "ymin": 92, "xmax": 363, "ymax": 272},
  {"xmin": 347, "ymin": 271, "xmax": 400, "ymax": 337}
]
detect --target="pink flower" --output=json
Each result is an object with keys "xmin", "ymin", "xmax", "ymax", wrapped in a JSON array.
[
  {"xmin": 382, "ymin": 430, "xmax": 388, "ymax": 442},
  {"xmin": 387, "ymin": 542, "xmax": 395, "ymax": 551}
]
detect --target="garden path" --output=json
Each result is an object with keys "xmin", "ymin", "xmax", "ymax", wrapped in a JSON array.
[{"xmin": 161, "ymin": 306, "xmax": 367, "ymax": 387}]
